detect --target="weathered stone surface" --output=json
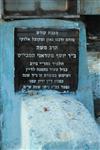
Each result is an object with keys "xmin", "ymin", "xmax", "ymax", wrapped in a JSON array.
[{"xmin": 20, "ymin": 91, "xmax": 100, "ymax": 150}]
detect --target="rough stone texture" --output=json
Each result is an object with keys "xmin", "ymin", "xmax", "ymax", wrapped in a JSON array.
[
  {"xmin": 20, "ymin": 91, "xmax": 100, "ymax": 150},
  {"xmin": 0, "ymin": 116, "xmax": 2, "ymax": 150},
  {"xmin": 0, "ymin": 102, "xmax": 2, "ymax": 150}
]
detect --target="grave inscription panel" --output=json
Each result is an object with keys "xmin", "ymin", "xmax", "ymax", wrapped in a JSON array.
[{"xmin": 14, "ymin": 28, "xmax": 79, "ymax": 92}]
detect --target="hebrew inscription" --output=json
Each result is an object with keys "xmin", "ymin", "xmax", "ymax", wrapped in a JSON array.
[{"xmin": 14, "ymin": 28, "xmax": 79, "ymax": 92}]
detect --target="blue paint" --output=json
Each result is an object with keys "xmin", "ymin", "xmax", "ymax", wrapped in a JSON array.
[
  {"xmin": 43, "ymin": 141, "xmax": 99, "ymax": 150},
  {"xmin": 0, "ymin": 19, "xmax": 94, "ymax": 148}
]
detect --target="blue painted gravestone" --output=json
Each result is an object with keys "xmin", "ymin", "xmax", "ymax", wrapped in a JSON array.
[{"xmin": 0, "ymin": 19, "xmax": 96, "ymax": 149}]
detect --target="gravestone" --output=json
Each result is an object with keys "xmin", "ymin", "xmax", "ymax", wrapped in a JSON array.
[{"xmin": 0, "ymin": 19, "xmax": 94, "ymax": 149}]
